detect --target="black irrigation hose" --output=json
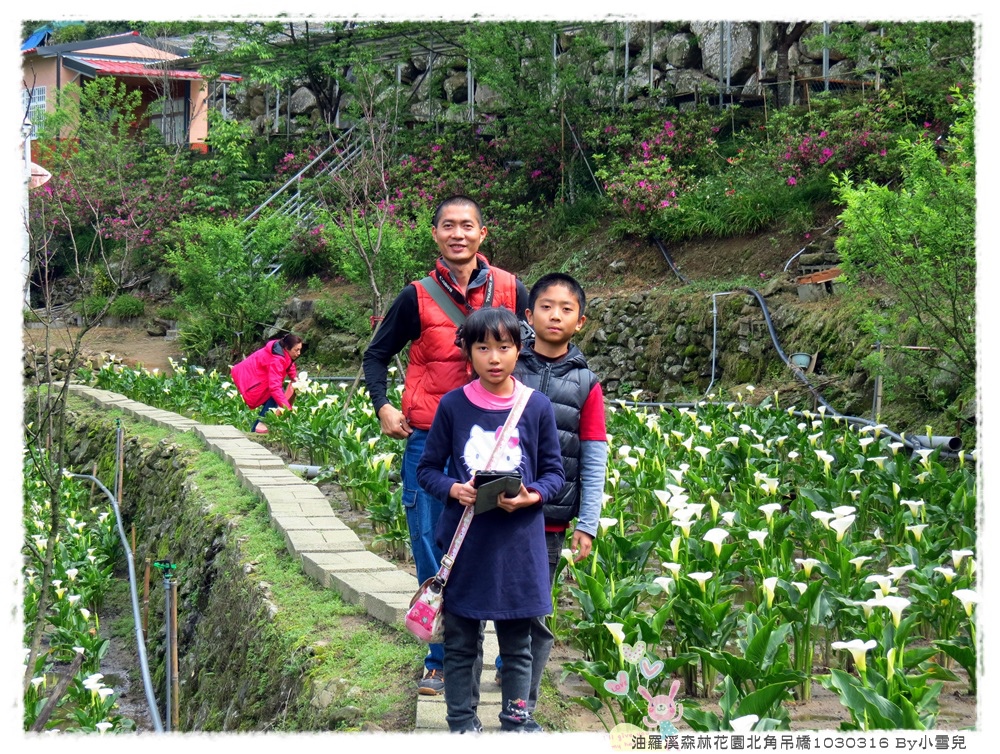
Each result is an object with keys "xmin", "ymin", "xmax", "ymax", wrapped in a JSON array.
[
  {"xmin": 653, "ymin": 236, "xmax": 689, "ymax": 284},
  {"xmin": 304, "ymin": 300, "xmax": 964, "ymax": 456},
  {"xmin": 735, "ymin": 286, "xmax": 839, "ymax": 418}
]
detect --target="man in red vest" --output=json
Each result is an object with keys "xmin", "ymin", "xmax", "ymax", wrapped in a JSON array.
[{"xmin": 364, "ymin": 195, "xmax": 528, "ymax": 696}]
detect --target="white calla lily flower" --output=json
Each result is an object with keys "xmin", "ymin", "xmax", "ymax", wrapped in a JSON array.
[
  {"xmin": 848, "ymin": 556, "xmax": 870, "ymax": 573},
  {"xmin": 604, "ymin": 622, "xmax": 625, "ymax": 645},
  {"xmin": 953, "ymin": 589, "xmax": 978, "ymax": 617},
  {"xmin": 933, "ymin": 567, "xmax": 956, "ymax": 583},
  {"xmin": 758, "ymin": 502, "xmax": 782, "ymax": 523},
  {"xmin": 887, "ymin": 564, "xmax": 916, "ymax": 581},
  {"xmin": 830, "ymin": 515, "xmax": 856, "ymax": 542},
  {"xmin": 876, "ymin": 595, "xmax": 912, "ymax": 627},
  {"xmin": 831, "ymin": 638, "xmax": 877, "ymax": 672},
  {"xmin": 703, "ymin": 527, "xmax": 729, "ymax": 556},
  {"xmin": 865, "ymin": 574, "xmax": 893, "ymax": 597},
  {"xmin": 952, "ymin": 549, "xmax": 974, "ymax": 570},
  {"xmin": 762, "ymin": 576, "xmax": 778, "ymax": 608},
  {"xmin": 730, "ymin": 714, "xmax": 759, "ymax": 733},
  {"xmin": 688, "ymin": 571, "xmax": 714, "ymax": 593},
  {"xmin": 662, "ymin": 562, "xmax": 682, "ymax": 577},
  {"xmin": 796, "ymin": 558, "xmax": 820, "ymax": 578}
]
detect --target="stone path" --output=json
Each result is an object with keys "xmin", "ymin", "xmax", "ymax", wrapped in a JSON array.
[{"xmin": 67, "ymin": 384, "xmax": 509, "ymax": 732}]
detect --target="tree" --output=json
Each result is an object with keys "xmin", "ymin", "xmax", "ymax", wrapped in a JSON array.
[
  {"xmin": 773, "ymin": 22, "xmax": 810, "ymax": 108},
  {"xmin": 317, "ymin": 56, "xmax": 432, "ymax": 319},
  {"xmin": 192, "ymin": 20, "xmax": 363, "ymax": 134},
  {"xmin": 812, "ymin": 21, "xmax": 975, "ymax": 125},
  {"xmin": 833, "ymin": 88, "xmax": 975, "ymax": 423}
]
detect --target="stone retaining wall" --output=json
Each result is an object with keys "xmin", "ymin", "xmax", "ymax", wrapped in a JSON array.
[
  {"xmin": 580, "ymin": 280, "xmax": 875, "ymax": 414},
  {"xmin": 63, "ymin": 384, "xmax": 421, "ymax": 731}
]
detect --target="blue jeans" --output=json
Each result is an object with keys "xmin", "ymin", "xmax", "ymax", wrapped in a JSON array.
[
  {"xmin": 402, "ymin": 429, "xmax": 445, "ymax": 672},
  {"xmin": 251, "ymin": 397, "xmax": 278, "ymax": 431},
  {"xmin": 444, "ymin": 612, "xmax": 534, "ymax": 732}
]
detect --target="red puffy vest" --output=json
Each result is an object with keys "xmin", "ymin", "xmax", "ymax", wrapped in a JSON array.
[{"xmin": 401, "ymin": 258, "xmax": 519, "ymax": 430}]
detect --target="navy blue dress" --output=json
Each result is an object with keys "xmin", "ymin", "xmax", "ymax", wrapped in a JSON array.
[{"xmin": 417, "ymin": 387, "xmax": 565, "ymax": 620}]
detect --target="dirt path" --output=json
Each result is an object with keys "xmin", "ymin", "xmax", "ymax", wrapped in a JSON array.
[{"xmin": 24, "ymin": 325, "xmax": 184, "ymax": 374}]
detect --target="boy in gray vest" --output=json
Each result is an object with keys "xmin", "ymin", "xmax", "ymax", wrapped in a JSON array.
[{"xmin": 511, "ymin": 272, "xmax": 609, "ymax": 711}]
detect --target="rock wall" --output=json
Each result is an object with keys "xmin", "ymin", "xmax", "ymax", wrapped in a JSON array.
[
  {"xmin": 222, "ymin": 21, "xmax": 872, "ymax": 135},
  {"xmin": 579, "ymin": 276, "xmax": 876, "ymax": 415}
]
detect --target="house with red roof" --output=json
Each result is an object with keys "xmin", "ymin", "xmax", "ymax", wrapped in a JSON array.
[{"xmin": 21, "ymin": 28, "xmax": 238, "ymax": 151}]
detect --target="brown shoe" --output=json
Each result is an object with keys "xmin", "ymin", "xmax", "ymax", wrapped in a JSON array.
[{"xmin": 418, "ymin": 669, "xmax": 444, "ymax": 695}]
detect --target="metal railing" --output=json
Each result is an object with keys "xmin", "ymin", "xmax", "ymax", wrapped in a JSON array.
[{"xmin": 241, "ymin": 126, "xmax": 360, "ymax": 275}]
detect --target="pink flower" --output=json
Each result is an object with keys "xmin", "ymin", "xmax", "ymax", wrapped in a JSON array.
[
  {"xmin": 787, "ymin": 176, "xmax": 797, "ymax": 186},
  {"xmin": 431, "ymin": 145, "xmax": 441, "ymax": 152}
]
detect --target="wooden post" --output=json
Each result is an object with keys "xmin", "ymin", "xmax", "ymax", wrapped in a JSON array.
[
  {"xmin": 171, "ymin": 579, "xmax": 180, "ymax": 729},
  {"xmin": 142, "ymin": 557, "xmax": 151, "ymax": 635},
  {"xmin": 116, "ymin": 430, "xmax": 125, "ymax": 509},
  {"xmin": 88, "ymin": 462, "xmax": 98, "ymax": 506}
]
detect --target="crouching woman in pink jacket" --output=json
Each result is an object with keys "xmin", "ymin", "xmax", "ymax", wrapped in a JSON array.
[{"xmin": 231, "ymin": 333, "xmax": 303, "ymax": 434}]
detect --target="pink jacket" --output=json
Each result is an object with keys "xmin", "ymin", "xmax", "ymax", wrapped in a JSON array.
[{"xmin": 231, "ymin": 340, "xmax": 297, "ymax": 409}]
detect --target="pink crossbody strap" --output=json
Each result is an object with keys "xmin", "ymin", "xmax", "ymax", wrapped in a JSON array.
[{"xmin": 435, "ymin": 382, "xmax": 533, "ymax": 586}]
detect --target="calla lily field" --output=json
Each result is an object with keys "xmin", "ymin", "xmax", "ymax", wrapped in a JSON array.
[
  {"xmin": 73, "ymin": 360, "xmax": 977, "ymax": 732},
  {"xmin": 23, "ymin": 457, "xmax": 134, "ymax": 732}
]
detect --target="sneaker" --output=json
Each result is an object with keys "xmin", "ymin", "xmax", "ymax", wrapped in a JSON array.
[
  {"xmin": 254, "ymin": 423, "xmax": 268, "ymax": 434},
  {"xmin": 418, "ymin": 669, "xmax": 444, "ymax": 696},
  {"xmin": 520, "ymin": 716, "xmax": 543, "ymax": 733},
  {"xmin": 499, "ymin": 698, "xmax": 543, "ymax": 731},
  {"xmin": 451, "ymin": 716, "xmax": 483, "ymax": 734},
  {"xmin": 499, "ymin": 715, "xmax": 543, "ymax": 733}
]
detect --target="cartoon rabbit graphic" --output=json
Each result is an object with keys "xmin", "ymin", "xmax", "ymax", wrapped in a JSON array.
[{"xmin": 638, "ymin": 679, "xmax": 683, "ymax": 736}]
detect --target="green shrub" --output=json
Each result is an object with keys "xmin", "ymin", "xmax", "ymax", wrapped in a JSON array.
[
  {"xmin": 312, "ymin": 296, "xmax": 370, "ymax": 338},
  {"xmin": 155, "ymin": 304, "xmax": 183, "ymax": 322},
  {"xmin": 165, "ymin": 215, "xmax": 288, "ymax": 358},
  {"xmin": 109, "ymin": 293, "xmax": 145, "ymax": 319},
  {"xmin": 279, "ymin": 225, "xmax": 332, "ymax": 279},
  {"xmin": 76, "ymin": 295, "xmax": 108, "ymax": 319}
]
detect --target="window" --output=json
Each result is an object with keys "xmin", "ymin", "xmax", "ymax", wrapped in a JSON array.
[
  {"xmin": 150, "ymin": 96, "xmax": 186, "ymax": 145},
  {"xmin": 21, "ymin": 86, "xmax": 46, "ymax": 138}
]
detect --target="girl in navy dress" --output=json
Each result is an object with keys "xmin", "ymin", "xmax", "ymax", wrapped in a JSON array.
[{"xmin": 417, "ymin": 307, "xmax": 564, "ymax": 733}]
